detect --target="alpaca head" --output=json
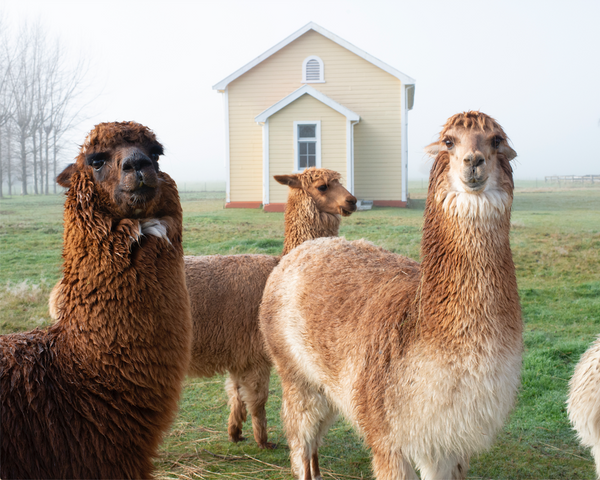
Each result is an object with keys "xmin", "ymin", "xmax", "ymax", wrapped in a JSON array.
[
  {"xmin": 57, "ymin": 121, "xmax": 165, "ymax": 218},
  {"xmin": 425, "ymin": 111, "xmax": 517, "ymax": 218},
  {"xmin": 274, "ymin": 167, "xmax": 357, "ymax": 217}
]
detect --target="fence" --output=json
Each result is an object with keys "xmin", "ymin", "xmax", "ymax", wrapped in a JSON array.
[{"xmin": 545, "ymin": 175, "xmax": 599, "ymax": 184}]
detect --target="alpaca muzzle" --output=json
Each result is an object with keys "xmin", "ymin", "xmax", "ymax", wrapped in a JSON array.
[
  {"xmin": 340, "ymin": 196, "xmax": 357, "ymax": 216},
  {"xmin": 122, "ymin": 153, "xmax": 159, "ymax": 191},
  {"xmin": 462, "ymin": 153, "xmax": 487, "ymax": 191}
]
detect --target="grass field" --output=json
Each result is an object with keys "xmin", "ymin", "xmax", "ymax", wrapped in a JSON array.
[{"xmin": 1, "ymin": 182, "xmax": 599, "ymax": 479}]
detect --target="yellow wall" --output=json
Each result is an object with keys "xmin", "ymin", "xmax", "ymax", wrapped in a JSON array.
[
  {"xmin": 227, "ymin": 29, "xmax": 403, "ymax": 202},
  {"xmin": 268, "ymin": 94, "xmax": 347, "ymax": 203}
]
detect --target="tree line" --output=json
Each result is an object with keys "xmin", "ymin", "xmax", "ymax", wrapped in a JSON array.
[{"xmin": 0, "ymin": 17, "xmax": 89, "ymax": 197}]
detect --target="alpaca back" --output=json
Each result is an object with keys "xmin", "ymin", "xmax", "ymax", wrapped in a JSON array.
[
  {"xmin": 260, "ymin": 237, "xmax": 420, "ymax": 420},
  {"xmin": 186, "ymin": 254, "xmax": 279, "ymax": 377}
]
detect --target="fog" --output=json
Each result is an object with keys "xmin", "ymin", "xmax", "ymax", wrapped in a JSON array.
[{"xmin": 5, "ymin": 0, "xmax": 600, "ymax": 183}]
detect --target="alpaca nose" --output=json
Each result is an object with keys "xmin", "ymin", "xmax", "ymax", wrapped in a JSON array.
[
  {"xmin": 463, "ymin": 152, "xmax": 485, "ymax": 168},
  {"xmin": 346, "ymin": 195, "xmax": 357, "ymax": 207},
  {"xmin": 122, "ymin": 153, "xmax": 152, "ymax": 174}
]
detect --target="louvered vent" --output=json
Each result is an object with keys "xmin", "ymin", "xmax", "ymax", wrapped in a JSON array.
[{"xmin": 305, "ymin": 59, "xmax": 321, "ymax": 81}]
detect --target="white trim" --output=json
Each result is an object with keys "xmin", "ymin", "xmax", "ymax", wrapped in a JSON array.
[
  {"xmin": 302, "ymin": 55, "xmax": 325, "ymax": 83},
  {"xmin": 255, "ymin": 85, "xmax": 359, "ymax": 123},
  {"xmin": 401, "ymin": 84, "xmax": 408, "ymax": 203},
  {"xmin": 293, "ymin": 121, "xmax": 321, "ymax": 171},
  {"xmin": 346, "ymin": 119, "xmax": 352, "ymax": 194},
  {"xmin": 346, "ymin": 119, "xmax": 358, "ymax": 195},
  {"xmin": 213, "ymin": 22, "xmax": 415, "ymax": 91},
  {"xmin": 262, "ymin": 119, "xmax": 270, "ymax": 205},
  {"xmin": 223, "ymin": 87, "xmax": 230, "ymax": 203}
]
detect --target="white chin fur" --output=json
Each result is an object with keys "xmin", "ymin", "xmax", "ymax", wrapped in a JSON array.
[{"xmin": 436, "ymin": 183, "xmax": 511, "ymax": 220}]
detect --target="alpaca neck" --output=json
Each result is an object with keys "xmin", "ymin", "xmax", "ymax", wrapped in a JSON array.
[
  {"xmin": 417, "ymin": 189, "xmax": 521, "ymax": 349},
  {"xmin": 281, "ymin": 190, "xmax": 340, "ymax": 255},
  {"xmin": 56, "ymin": 172, "xmax": 183, "ymax": 358}
]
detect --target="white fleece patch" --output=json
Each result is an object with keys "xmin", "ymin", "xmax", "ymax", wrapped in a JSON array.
[
  {"xmin": 141, "ymin": 219, "xmax": 170, "ymax": 243},
  {"xmin": 438, "ymin": 187, "xmax": 511, "ymax": 221}
]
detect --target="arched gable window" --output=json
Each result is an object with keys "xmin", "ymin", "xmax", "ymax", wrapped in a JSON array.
[{"xmin": 302, "ymin": 56, "xmax": 325, "ymax": 83}]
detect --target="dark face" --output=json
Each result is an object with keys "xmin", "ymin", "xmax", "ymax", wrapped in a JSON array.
[{"xmin": 85, "ymin": 141, "xmax": 163, "ymax": 217}]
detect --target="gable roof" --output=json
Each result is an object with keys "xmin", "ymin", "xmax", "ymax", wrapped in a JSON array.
[
  {"xmin": 255, "ymin": 85, "xmax": 360, "ymax": 123},
  {"xmin": 213, "ymin": 22, "xmax": 416, "ymax": 92}
]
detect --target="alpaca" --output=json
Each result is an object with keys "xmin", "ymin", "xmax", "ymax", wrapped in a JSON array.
[
  {"xmin": 259, "ymin": 111, "xmax": 523, "ymax": 480},
  {"xmin": 568, "ymin": 336, "xmax": 600, "ymax": 478},
  {"xmin": 185, "ymin": 167, "xmax": 356, "ymax": 449},
  {"xmin": 0, "ymin": 122, "xmax": 192, "ymax": 479}
]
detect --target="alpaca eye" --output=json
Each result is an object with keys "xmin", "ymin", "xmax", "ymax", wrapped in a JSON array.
[
  {"xmin": 492, "ymin": 136, "xmax": 503, "ymax": 148},
  {"xmin": 150, "ymin": 153, "xmax": 160, "ymax": 162},
  {"xmin": 87, "ymin": 153, "xmax": 108, "ymax": 171},
  {"xmin": 92, "ymin": 159, "xmax": 104, "ymax": 169},
  {"xmin": 444, "ymin": 139, "xmax": 454, "ymax": 149},
  {"xmin": 317, "ymin": 185, "xmax": 328, "ymax": 192}
]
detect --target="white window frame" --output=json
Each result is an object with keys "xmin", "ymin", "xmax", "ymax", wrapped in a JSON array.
[
  {"xmin": 302, "ymin": 56, "xmax": 325, "ymax": 83},
  {"xmin": 293, "ymin": 121, "xmax": 321, "ymax": 172}
]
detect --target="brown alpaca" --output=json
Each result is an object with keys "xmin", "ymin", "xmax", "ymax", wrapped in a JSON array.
[
  {"xmin": 185, "ymin": 168, "xmax": 356, "ymax": 449},
  {"xmin": 567, "ymin": 336, "xmax": 600, "ymax": 478},
  {"xmin": 0, "ymin": 122, "xmax": 192, "ymax": 479},
  {"xmin": 259, "ymin": 112, "xmax": 523, "ymax": 480}
]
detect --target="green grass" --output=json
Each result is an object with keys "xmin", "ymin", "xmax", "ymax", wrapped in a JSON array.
[{"xmin": 1, "ymin": 185, "xmax": 599, "ymax": 479}]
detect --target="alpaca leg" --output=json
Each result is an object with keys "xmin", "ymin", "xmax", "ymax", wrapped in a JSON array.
[
  {"xmin": 417, "ymin": 456, "xmax": 469, "ymax": 480},
  {"xmin": 282, "ymin": 380, "xmax": 333, "ymax": 480},
  {"xmin": 225, "ymin": 374, "xmax": 247, "ymax": 442},
  {"xmin": 371, "ymin": 448, "xmax": 418, "ymax": 480},
  {"xmin": 310, "ymin": 406, "xmax": 338, "ymax": 479},
  {"xmin": 237, "ymin": 365, "xmax": 275, "ymax": 449}
]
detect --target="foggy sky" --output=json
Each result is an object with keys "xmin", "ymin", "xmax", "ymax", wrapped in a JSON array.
[{"xmin": 4, "ymin": 0, "xmax": 600, "ymax": 184}]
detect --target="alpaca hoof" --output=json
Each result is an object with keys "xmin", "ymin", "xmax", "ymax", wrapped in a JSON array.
[
  {"xmin": 259, "ymin": 441, "xmax": 277, "ymax": 449},
  {"xmin": 229, "ymin": 434, "xmax": 246, "ymax": 443}
]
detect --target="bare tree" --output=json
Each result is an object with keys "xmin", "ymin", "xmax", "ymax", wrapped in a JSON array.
[
  {"xmin": 1, "ymin": 19, "xmax": 92, "ymax": 196},
  {"xmin": 41, "ymin": 39, "xmax": 90, "ymax": 194},
  {"xmin": 0, "ymin": 12, "xmax": 16, "ymax": 197}
]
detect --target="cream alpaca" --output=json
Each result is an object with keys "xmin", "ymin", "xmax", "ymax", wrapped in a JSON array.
[
  {"xmin": 568, "ymin": 336, "xmax": 600, "ymax": 478},
  {"xmin": 259, "ymin": 111, "xmax": 523, "ymax": 480}
]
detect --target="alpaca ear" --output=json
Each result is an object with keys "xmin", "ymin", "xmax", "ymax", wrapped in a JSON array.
[
  {"xmin": 501, "ymin": 143, "xmax": 517, "ymax": 161},
  {"xmin": 424, "ymin": 142, "xmax": 440, "ymax": 158},
  {"xmin": 57, "ymin": 163, "xmax": 77, "ymax": 188},
  {"xmin": 274, "ymin": 174, "xmax": 302, "ymax": 189}
]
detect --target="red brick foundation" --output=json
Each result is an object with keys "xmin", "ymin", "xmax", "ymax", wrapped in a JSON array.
[
  {"xmin": 373, "ymin": 200, "xmax": 408, "ymax": 208},
  {"xmin": 224, "ymin": 202, "xmax": 262, "ymax": 209},
  {"xmin": 263, "ymin": 203, "xmax": 286, "ymax": 213}
]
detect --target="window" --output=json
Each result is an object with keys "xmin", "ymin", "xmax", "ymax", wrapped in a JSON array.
[
  {"xmin": 302, "ymin": 56, "xmax": 324, "ymax": 83},
  {"xmin": 294, "ymin": 121, "xmax": 321, "ymax": 171}
]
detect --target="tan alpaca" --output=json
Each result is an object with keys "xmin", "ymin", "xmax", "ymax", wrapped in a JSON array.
[
  {"xmin": 260, "ymin": 112, "xmax": 523, "ymax": 480},
  {"xmin": 568, "ymin": 336, "xmax": 600, "ymax": 478},
  {"xmin": 185, "ymin": 168, "xmax": 356, "ymax": 449}
]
